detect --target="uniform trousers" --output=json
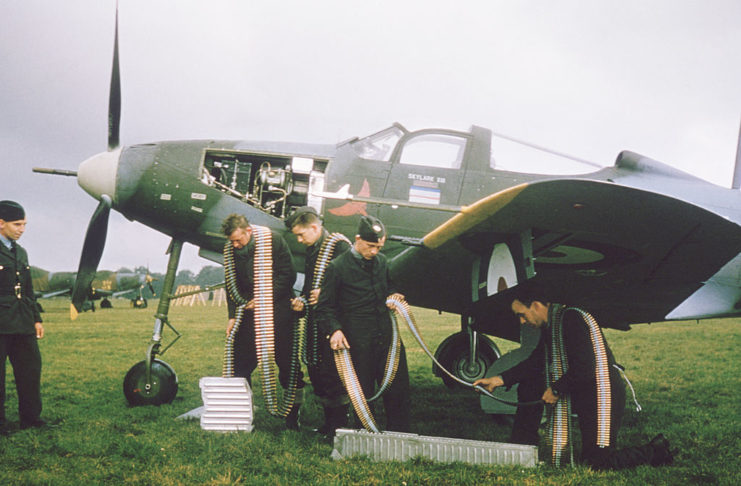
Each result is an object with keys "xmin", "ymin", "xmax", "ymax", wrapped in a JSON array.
[
  {"xmin": 513, "ymin": 366, "xmax": 657, "ymax": 469},
  {"xmin": 345, "ymin": 317, "xmax": 410, "ymax": 432},
  {"xmin": 510, "ymin": 373, "xmax": 544, "ymax": 445},
  {"xmin": 306, "ymin": 323, "xmax": 347, "ymax": 407},
  {"xmin": 233, "ymin": 311, "xmax": 305, "ymax": 391},
  {"xmin": 0, "ymin": 334, "xmax": 42, "ymax": 424}
]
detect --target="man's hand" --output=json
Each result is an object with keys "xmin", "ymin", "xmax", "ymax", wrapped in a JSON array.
[
  {"xmin": 473, "ymin": 375, "xmax": 504, "ymax": 393},
  {"xmin": 35, "ymin": 322, "xmax": 44, "ymax": 339},
  {"xmin": 329, "ymin": 330, "xmax": 350, "ymax": 351},
  {"xmin": 243, "ymin": 299, "xmax": 255, "ymax": 310},
  {"xmin": 226, "ymin": 318, "xmax": 236, "ymax": 337},
  {"xmin": 308, "ymin": 289, "xmax": 321, "ymax": 305},
  {"xmin": 291, "ymin": 297, "xmax": 305, "ymax": 312},
  {"xmin": 542, "ymin": 387, "xmax": 560, "ymax": 404}
]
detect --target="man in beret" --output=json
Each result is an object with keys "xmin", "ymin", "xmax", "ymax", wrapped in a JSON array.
[
  {"xmin": 314, "ymin": 215, "xmax": 411, "ymax": 432},
  {"xmin": 286, "ymin": 206, "xmax": 351, "ymax": 438},
  {"xmin": 0, "ymin": 201, "xmax": 46, "ymax": 433}
]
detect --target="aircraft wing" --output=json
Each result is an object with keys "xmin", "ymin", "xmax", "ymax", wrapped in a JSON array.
[
  {"xmin": 389, "ymin": 179, "xmax": 741, "ymax": 341},
  {"xmin": 37, "ymin": 288, "xmax": 72, "ymax": 299},
  {"xmin": 112, "ymin": 288, "xmax": 138, "ymax": 298}
]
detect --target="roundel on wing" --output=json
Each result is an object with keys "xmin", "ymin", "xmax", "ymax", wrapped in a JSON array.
[
  {"xmin": 537, "ymin": 246, "xmax": 604, "ymax": 264},
  {"xmin": 486, "ymin": 243, "xmax": 517, "ymax": 297},
  {"xmin": 534, "ymin": 241, "xmax": 639, "ymax": 268}
]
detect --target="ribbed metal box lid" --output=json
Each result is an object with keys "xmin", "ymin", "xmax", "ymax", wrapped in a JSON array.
[
  {"xmin": 332, "ymin": 429, "xmax": 539, "ymax": 467},
  {"xmin": 199, "ymin": 377, "xmax": 254, "ymax": 432}
]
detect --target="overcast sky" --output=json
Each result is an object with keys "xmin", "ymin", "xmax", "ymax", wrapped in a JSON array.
[{"xmin": 2, "ymin": 0, "xmax": 740, "ymax": 273}]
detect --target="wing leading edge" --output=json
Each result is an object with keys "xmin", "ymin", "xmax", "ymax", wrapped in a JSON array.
[{"xmin": 390, "ymin": 179, "xmax": 741, "ymax": 341}]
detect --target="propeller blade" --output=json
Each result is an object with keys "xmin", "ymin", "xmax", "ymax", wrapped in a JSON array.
[
  {"xmin": 32, "ymin": 167, "xmax": 78, "ymax": 177},
  {"xmin": 70, "ymin": 195, "xmax": 112, "ymax": 318},
  {"xmin": 732, "ymin": 118, "xmax": 741, "ymax": 190},
  {"xmin": 145, "ymin": 264, "xmax": 156, "ymax": 295},
  {"xmin": 108, "ymin": 2, "xmax": 121, "ymax": 151}
]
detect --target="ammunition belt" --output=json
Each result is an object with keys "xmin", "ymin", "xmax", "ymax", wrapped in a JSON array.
[
  {"xmin": 547, "ymin": 305, "xmax": 612, "ymax": 466},
  {"xmin": 332, "ymin": 295, "xmax": 406, "ymax": 433},
  {"xmin": 333, "ymin": 346, "xmax": 380, "ymax": 433},
  {"xmin": 547, "ymin": 304, "xmax": 573, "ymax": 467},
  {"xmin": 336, "ymin": 295, "xmax": 542, "ymax": 433},
  {"xmin": 303, "ymin": 233, "xmax": 351, "ymax": 366},
  {"xmin": 223, "ymin": 225, "xmax": 301, "ymax": 418},
  {"xmin": 391, "ymin": 297, "xmax": 541, "ymax": 406}
]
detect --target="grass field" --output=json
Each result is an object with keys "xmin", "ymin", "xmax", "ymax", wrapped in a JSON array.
[{"xmin": 1, "ymin": 298, "xmax": 739, "ymax": 485}]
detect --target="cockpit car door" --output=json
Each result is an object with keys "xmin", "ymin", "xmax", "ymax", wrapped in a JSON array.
[{"xmin": 380, "ymin": 129, "xmax": 472, "ymax": 238}]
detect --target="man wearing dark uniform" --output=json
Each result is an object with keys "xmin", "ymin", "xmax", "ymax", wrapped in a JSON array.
[
  {"xmin": 222, "ymin": 214, "xmax": 305, "ymax": 429},
  {"xmin": 315, "ymin": 215, "xmax": 410, "ymax": 432},
  {"xmin": 0, "ymin": 201, "xmax": 45, "ymax": 433},
  {"xmin": 286, "ymin": 206, "xmax": 351, "ymax": 438},
  {"xmin": 475, "ymin": 282, "xmax": 673, "ymax": 469}
]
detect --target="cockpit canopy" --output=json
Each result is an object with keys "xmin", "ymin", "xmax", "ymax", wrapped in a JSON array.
[{"xmin": 350, "ymin": 122, "xmax": 601, "ymax": 174}]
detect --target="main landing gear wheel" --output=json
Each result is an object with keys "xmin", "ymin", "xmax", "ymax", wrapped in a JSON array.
[
  {"xmin": 123, "ymin": 359, "xmax": 178, "ymax": 406},
  {"xmin": 433, "ymin": 331, "xmax": 499, "ymax": 389}
]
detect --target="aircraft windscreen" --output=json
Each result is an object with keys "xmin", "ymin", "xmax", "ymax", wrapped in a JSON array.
[
  {"xmin": 352, "ymin": 125, "xmax": 405, "ymax": 161},
  {"xmin": 398, "ymin": 134, "xmax": 466, "ymax": 169},
  {"xmin": 490, "ymin": 134, "xmax": 603, "ymax": 175}
]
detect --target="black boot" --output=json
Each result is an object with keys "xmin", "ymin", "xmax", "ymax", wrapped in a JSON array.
[
  {"xmin": 285, "ymin": 404, "xmax": 301, "ymax": 431},
  {"xmin": 317, "ymin": 405, "xmax": 348, "ymax": 440},
  {"xmin": 316, "ymin": 407, "xmax": 333, "ymax": 436},
  {"xmin": 328, "ymin": 405, "xmax": 348, "ymax": 435},
  {"xmin": 649, "ymin": 434, "xmax": 673, "ymax": 466}
]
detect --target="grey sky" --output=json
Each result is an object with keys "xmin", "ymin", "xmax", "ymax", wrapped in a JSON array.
[{"xmin": 2, "ymin": 0, "xmax": 740, "ymax": 273}]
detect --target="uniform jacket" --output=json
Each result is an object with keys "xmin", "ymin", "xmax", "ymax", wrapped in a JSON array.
[
  {"xmin": 0, "ymin": 241, "xmax": 42, "ymax": 334},
  {"xmin": 226, "ymin": 228, "xmax": 296, "ymax": 322},
  {"xmin": 314, "ymin": 249, "xmax": 396, "ymax": 339},
  {"xmin": 501, "ymin": 307, "xmax": 619, "ymax": 398},
  {"xmin": 301, "ymin": 229, "xmax": 351, "ymax": 300}
]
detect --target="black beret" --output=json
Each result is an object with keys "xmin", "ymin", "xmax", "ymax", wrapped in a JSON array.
[
  {"xmin": 357, "ymin": 215, "xmax": 386, "ymax": 243},
  {"xmin": 0, "ymin": 200, "xmax": 25, "ymax": 221},
  {"xmin": 285, "ymin": 206, "xmax": 321, "ymax": 229}
]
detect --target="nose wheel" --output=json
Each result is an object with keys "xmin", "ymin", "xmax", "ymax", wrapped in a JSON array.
[{"xmin": 123, "ymin": 359, "xmax": 178, "ymax": 406}]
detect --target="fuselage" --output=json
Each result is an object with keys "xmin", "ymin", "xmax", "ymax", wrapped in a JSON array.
[{"xmin": 74, "ymin": 123, "xmax": 741, "ymax": 335}]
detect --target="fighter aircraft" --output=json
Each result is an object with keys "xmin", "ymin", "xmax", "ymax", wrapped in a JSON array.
[
  {"xmin": 33, "ymin": 5, "xmax": 741, "ymax": 405},
  {"xmin": 31, "ymin": 266, "xmax": 156, "ymax": 310}
]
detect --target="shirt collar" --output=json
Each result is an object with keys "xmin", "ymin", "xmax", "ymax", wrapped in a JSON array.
[
  {"xmin": 0, "ymin": 234, "xmax": 12, "ymax": 250},
  {"xmin": 309, "ymin": 229, "xmax": 329, "ymax": 252},
  {"xmin": 350, "ymin": 247, "xmax": 364, "ymax": 260}
]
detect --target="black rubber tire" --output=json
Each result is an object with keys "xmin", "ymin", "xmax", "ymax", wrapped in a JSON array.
[
  {"xmin": 123, "ymin": 359, "xmax": 178, "ymax": 406},
  {"xmin": 433, "ymin": 332, "xmax": 499, "ymax": 389}
]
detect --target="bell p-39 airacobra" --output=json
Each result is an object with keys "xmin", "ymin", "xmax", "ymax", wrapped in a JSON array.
[
  {"xmin": 31, "ymin": 267, "xmax": 156, "ymax": 310},
  {"xmin": 33, "ymin": 6, "xmax": 741, "ymax": 405}
]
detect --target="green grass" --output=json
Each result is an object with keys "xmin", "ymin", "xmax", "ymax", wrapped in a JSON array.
[{"xmin": 1, "ymin": 299, "xmax": 739, "ymax": 485}]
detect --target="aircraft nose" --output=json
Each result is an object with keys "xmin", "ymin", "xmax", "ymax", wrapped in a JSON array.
[{"xmin": 77, "ymin": 148, "xmax": 121, "ymax": 202}]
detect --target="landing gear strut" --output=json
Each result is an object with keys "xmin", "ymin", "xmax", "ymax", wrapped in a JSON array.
[
  {"xmin": 433, "ymin": 316, "xmax": 500, "ymax": 389},
  {"xmin": 123, "ymin": 238, "xmax": 182, "ymax": 405}
]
